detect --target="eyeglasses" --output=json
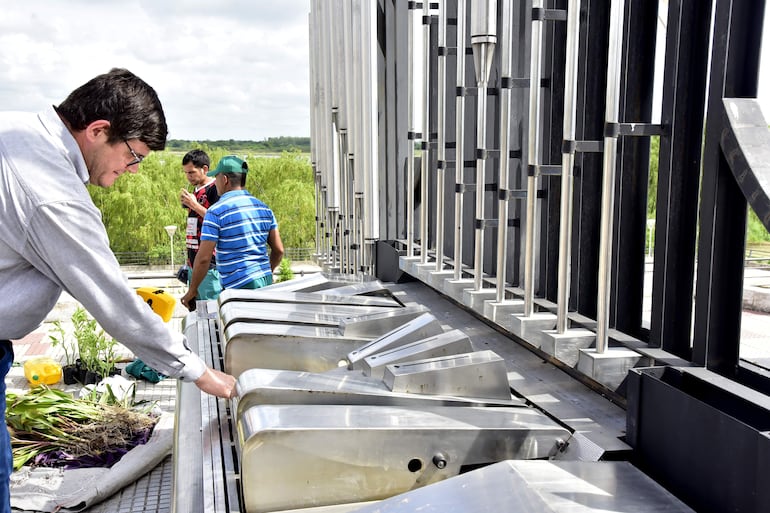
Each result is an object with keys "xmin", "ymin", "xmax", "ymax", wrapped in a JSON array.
[{"xmin": 124, "ymin": 140, "xmax": 145, "ymax": 167}]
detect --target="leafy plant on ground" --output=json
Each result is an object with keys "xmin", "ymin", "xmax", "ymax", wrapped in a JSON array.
[
  {"xmin": 71, "ymin": 307, "xmax": 119, "ymax": 377},
  {"xmin": 48, "ymin": 319, "xmax": 76, "ymax": 367},
  {"xmin": 277, "ymin": 258, "xmax": 294, "ymax": 283},
  {"xmin": 6, "ymin": 386, "xmax": 157, "ymax": 470}
]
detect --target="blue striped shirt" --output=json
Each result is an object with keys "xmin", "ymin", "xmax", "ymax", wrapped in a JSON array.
[{"xmin": 201, "ymin": 190, "xmax": 278, "ymax": 289}]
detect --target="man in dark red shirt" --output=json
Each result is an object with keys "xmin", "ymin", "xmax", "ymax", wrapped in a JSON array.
[{"xmin": 179, "ymin": 149, "xmax": 222, "ymax": 299}]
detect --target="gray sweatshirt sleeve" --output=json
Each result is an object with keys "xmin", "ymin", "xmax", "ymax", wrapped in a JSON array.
[{"xmin": 24, "ymin": 199, "xmax": 207, "ymax": 382}]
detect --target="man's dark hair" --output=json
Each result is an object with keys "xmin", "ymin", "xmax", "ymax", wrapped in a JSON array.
[
  {"xmin": 223, "ymin": 172, "xmax": 247, "ymax": 188},
  {"xmin": 182, "ymin": 149, "xmax": 210, "ymax": 168},
  {"xmin": 56, "ymin": 68, "xmax": 168, "ymax": 150}
]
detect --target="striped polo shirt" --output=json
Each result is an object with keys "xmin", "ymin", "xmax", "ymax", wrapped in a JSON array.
[{"xmin": 200, "ymin": 189, "xmax": 278, "ymax": 289}]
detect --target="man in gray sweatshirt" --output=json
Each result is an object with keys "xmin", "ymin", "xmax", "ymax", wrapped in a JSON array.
[{"xmin": 0, "ymin": 68, "xmax": 236, "ymax": 512}]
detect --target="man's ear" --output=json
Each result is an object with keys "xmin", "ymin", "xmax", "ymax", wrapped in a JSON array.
[{"xmin": 83, "ymin": 120, "xmax": 111, "ymax": 142}]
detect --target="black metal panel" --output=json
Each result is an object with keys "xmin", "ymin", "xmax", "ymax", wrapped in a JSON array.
[
  {"xmin": 570, "ymin": 0, "xmax": 610, "ymax": 318},
  {"xmin": 611, "ymin": 0, "xmax": 657, "ymax": 338},
  {"xmin": 649, "ymin": 0, "xmax": 712, "ymax": 359},
  {"xmin": 692, "ymin": 0, "xmax": 765, "ymax": 373},
  {"xmin": 626, "ymin": 367, "xmax": 770, "ymax": 513},
  {"xmin": 539, "ymin": 0, "xmax": 567, "ymax": 302},
  {"xmin": 380, "ymin": 0, "xmax": 409, "ymax": 242}
]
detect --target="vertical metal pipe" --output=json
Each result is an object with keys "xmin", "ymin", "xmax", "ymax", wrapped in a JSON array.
[
  {"xmin": 524, "ymin": 0, "xmax": 544, "ymax": 315},
  {"xmin": 420, "ymin": 0, "xmax": 431, "ymax": 264},
  {"xmin": 362, "ymin": 0, "xmax": 379, "ymax": 273},
  {"xmin": 556, "ymin": 0, "xmax": 582, "ymax": 332},
  {"xmin": 407, "ymin": 4, "xmax": 416, "ymax": 257},
  {"xmin": 453, "ymin": 0, "xmax": 468, "ymax": 280},
  {"xmin": 495, "ymin": 0, "xmax": 514, "ymax": 302},
  {"xmin": 471, "ymin": 0, "xmax": 497, "ymax": 291},
  {"xmin": 596, "ymin": 0, "xmax": 625, "ymax": 352},
  {"xmin": 435, "ymin": 0, "xmax": 447, "ymax": 272}
]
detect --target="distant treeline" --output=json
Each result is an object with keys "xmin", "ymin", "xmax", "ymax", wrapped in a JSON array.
[{"xmin": 166, "ymin": 136, "xmax": 310, "ymax": 153}]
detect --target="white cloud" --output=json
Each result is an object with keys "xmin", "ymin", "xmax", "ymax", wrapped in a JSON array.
[{"xmin": 0, "ymin": 0, "xmax": 310, "ymax": 141}]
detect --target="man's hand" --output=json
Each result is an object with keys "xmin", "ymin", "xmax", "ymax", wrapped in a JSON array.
[
  {"xmin": 180, "ymin": 189, "xmax": 196, "ymax": 209},
  {"xmin": 180, "ymin": 290, "xmax": 197, "ymax": 311},
  {"xmin": 194, "ymin": 367, "xmax": 237, "ymax": 399}
]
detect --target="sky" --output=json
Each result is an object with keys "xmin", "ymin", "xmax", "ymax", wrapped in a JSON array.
[
  {"xmin": 0, "ymin": 1, "xmax": 768, "ymax": 142},
  {"xmin": 0, "ymin": 0, "xmax": 311, "ymax": 141}
]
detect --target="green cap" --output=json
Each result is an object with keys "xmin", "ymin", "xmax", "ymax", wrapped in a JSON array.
[{"xmin": 207, "ymin": 155, "xmax": 248, "ymax": 177}]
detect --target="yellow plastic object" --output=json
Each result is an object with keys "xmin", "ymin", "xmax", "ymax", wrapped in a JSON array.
[
  {"xmin": 24, "ymin": 357, "xmax": 63, "ymax": 387},
  {"xmin": 136, "ymin": 287, "xmax": 176, "ymax": 322}
]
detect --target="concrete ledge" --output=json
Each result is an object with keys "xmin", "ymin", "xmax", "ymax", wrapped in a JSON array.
[
  {"xmin": 509, "ymin": 312, "xmax": 558, "ymax": 349},
  {"xmin": 483, "ymin": 300, "xmax": 525, "ymax": 326},
  {"xmin": 577, "ymin": 347, "xmax": 649, "ymax": 390},
  {"xmin": 462, "ymin": 288, "xmax": 497, "ymax": 310},
  {"xmin": 541, "ymin": 328, "xmax": 596, "ymax": 367}
]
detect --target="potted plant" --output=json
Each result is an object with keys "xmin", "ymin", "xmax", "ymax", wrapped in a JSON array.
[
  {"xmin": 72, "ymin": 308, "xmax": 119, "ymax": 385},
  {"xmin": 49, "ymin": 319, "xmax": 79, "ymax": 384}
]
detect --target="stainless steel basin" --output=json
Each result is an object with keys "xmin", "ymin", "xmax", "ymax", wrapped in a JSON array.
[
  {"xmin": 235, "ymin": 368, "xmax": 526, "ymax": 418},
  {"xmin": 347, "ymin": 460, "xmax": 695, "ymax": 512},
  {"xmin": 238, "ymin": 404, "xmax": 570, "ymax": 512},
  {"xmin": 223, "ymin": 322, "xmax": 370, "ymax": 375}
]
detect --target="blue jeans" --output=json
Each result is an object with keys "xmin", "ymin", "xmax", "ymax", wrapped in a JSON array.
[{"xmin": 0, "ymin": 340, "xmax": 13, "ymax": 513}]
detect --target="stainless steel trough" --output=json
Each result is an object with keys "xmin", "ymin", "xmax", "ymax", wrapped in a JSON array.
[
  {"xmin": 223, "ymin": 322, "xmax": 370, "ymax": 375},
  {"xmin": 347, "ymin": 460, "xmax": 695, "ymax": 512},
  {"xmin": 218, "ymin": 301, "xmax": 399, "ymax": 330},
  {"xmin": 383, "ymin": 350, "xmax": 512, "ymax": 401},
  {"xmin": 235, "ymin": 368, "xmax": 526, "ymax": 418},
  {"xmin": 237, "ymin": 404, "xmax": 570, "ymax": 513},
  {"xmin": 346, "ymin": 313, "xmax": 444, "ymax": 368},
  {"xmin": 361, "ymin": 329, "xmax": 473, "ymax": 379}
]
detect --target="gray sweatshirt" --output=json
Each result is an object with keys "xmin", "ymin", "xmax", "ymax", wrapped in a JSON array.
[{"xmin": 0, "ymin": 106, "xmax": 206, "ymax": 381}]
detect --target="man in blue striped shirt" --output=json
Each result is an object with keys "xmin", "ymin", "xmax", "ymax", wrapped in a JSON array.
[{"xmin": 181, "ymin": 156, "xmax": 284, "ymax": 310}]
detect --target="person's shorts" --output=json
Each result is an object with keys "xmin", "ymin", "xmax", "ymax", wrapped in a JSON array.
[
  {"xmin": 239, "ymin": 274, "xmax": 273, "ymax": 290},
  {"xmin": 190, "ymin": 268, "xmax": 222, "ymax": 300}
]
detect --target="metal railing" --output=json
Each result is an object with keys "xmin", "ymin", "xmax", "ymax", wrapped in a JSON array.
[{"xmin": 114, "ymin": 247, "xmax": 316, "ymax": 267}]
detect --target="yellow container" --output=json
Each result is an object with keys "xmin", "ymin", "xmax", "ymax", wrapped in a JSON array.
[
  {"xmin": 24, "ymin": 357, "xmax": 63, "ymax": 387},
  {"xmin": 136, "ymin": 287, "xmax": 176, "ymax": 322}
]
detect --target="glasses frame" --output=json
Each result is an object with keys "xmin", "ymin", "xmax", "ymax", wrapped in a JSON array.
[{"xmin": 124, "ymin": 140, "xmax": 145, "ymax": 167}]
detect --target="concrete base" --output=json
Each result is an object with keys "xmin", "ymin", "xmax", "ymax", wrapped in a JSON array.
[
  {"xmin": 484, "ymin": 300, "xmax": 525, "ymax": 326},
  {"xmin": 427, "ymin": 269, "xmax": 456, "ymax": 289},
  {"xmin": 398, "ymin": 255, "xmax": 422, "ymax": 277},
  {"xmin": 509, "ymin": 312, "xmax": 558, "ymax": 348},
  {"xmin": 462, "ymin": 288, "xmax": 498, "ymax": 310},
  {"xmin": 413, "ymin": 262, "xmax": 439, "ymax": 282},
  {"xmin": 540, "ymin": 328, "xmax": 596, "ymax": 367},
  {"xmin": 440, "ymin": 278, "xmax": 476, "ymax": 303},
  {"xmin": 577, "ymin": 347, "xmax": 646, "ymax": 390}
]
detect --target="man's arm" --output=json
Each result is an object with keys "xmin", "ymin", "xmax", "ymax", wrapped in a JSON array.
[
  {"xmin": 268, "ymin": 228, "xmax": 285, "ymax": 272},
  {"xmin": 181, "ymin": 240, "xmax": 215, "ymax": 310}
]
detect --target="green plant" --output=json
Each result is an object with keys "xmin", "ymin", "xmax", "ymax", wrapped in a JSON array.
[
  {"xmin": 277, "ymin": 258, "xmax": 294, "ymax": 283},
  {"xmin": 71, "ymin": 307, "xmax": 119, "ymax": 376},
  {"xmin": 48, "ymin": 320, "xmax": 76, "ymax": 366}
]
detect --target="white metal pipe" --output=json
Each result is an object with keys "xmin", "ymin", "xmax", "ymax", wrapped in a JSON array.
[
  {"xmin": 471, "ymin": 0, "xmax": 497, "ymax": 291},
  {"xmin": 596, "ymin": 0, "xmax": 626, "ymax": 352},
  {"xmin": 420, "ymin": 0, "xmax": 431, "ymax": 264},
  {"xmin": 407, "ymin": 4, "xmax": 416, "ymax": 257},
  {"xmin": 362, "ymin": 0, "xmax": 379, "ymax": 272},
  {"xmin": 524, "ymin": 0, "xmax": 544, "ymax": 315},
  {"xmin": 556, "ymin": 0, "xmax": 582, "ymax": 332},
  {"xmin": 435, "ymin": 0, "xmax": 447, "ymax": 272},
  {"xmin": 495, "ymin": 0, "xmax": 514, "ymax": 302},
  {"xmin": 453, "ymin": 0, "xmax": 468, "ymax": 280}
]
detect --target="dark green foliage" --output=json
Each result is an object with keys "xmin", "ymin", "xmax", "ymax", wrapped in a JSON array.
[
  {"xmin": 89, "ymin": 148, "xmax": 315, "ymax": 256},
  {"xmin": 165, "ymin": 137, "xmax": 310, "ymax": 154}
]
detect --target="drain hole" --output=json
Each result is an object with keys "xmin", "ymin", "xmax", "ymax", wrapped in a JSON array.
[{"xmin": 407, "ymin": 458, "xmax": 423, "ymax": 472}]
